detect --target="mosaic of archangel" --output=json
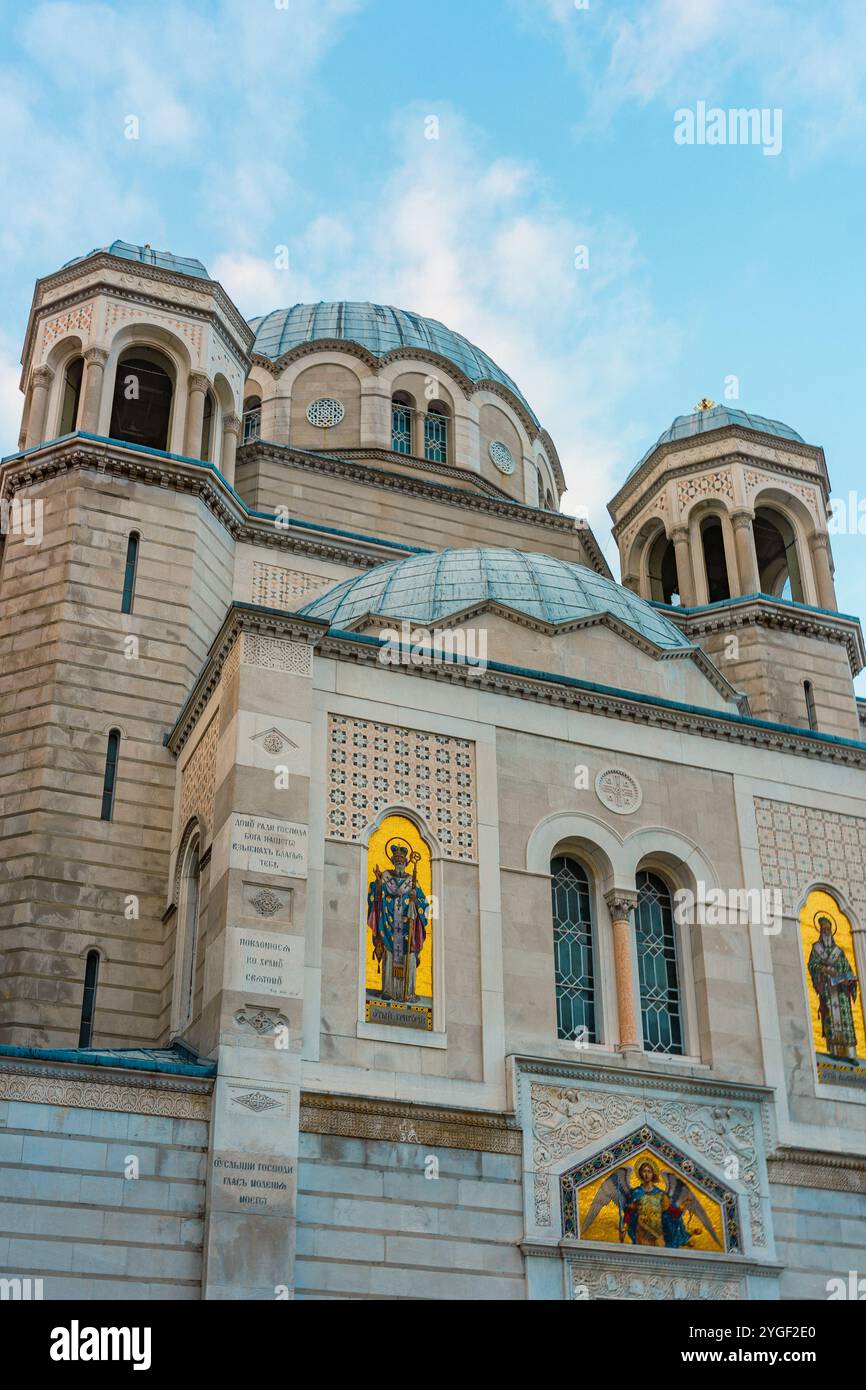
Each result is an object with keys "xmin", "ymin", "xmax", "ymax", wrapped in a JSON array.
[{"xmin": 562, "ymin": 1129, "xmax": 737, "ymax": 1254}]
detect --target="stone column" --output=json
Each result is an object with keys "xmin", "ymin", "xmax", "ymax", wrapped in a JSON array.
[
  {"xmin": 670, "ymin": 526, "xmax": 695, "ymax": 607},
  {"xmin": 183, "ymin": 372, "xmax": 210, "ymax": 459},
  {"xmin": 809, "ymin": 531, "xmax": 837, "ymax": 611},
  {"xmin": 24, "ymin": 366, "xmax": 54, "ymax": 449},
  {"xmin": 731, "ymin": 510, "xmax": 760, "ymax": 596},
  {"xmin": 604, "ymin": 889, "xmax": 641, "ymax": 1053},
  {"xmin": 80, "ymin": 347, "xmax": 109, "ymax": 434},
  {"xmin": 220, "ymin": 414, "xmax": 241, "ymax": 487}
]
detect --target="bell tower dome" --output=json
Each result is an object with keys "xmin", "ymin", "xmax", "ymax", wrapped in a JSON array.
[{"xmin": 608, "ymin": 401, "xmax": 864, "ymax": 739}]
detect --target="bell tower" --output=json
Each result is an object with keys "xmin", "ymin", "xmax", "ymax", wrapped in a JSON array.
[{"xmin": 608, "ymin": 401, "xmax": 863, "ymax": 740}]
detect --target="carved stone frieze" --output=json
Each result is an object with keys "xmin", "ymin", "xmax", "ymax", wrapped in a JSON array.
[
  {"xmin": 529, "ymin": 1082, "xmax": 765, "ymax": 1247},
  {"xmin": 0, "ymin": 1063, "xmax": 212, "ymax": 1120},
  {"xmin": 299, "ymin": 1092, "xmax": 521, "ymax": 1155}
]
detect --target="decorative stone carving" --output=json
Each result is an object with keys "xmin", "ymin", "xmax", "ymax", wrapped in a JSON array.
[
  {"xmin": 251, "ymin": 726, "xmax": 298, "ymax": 756},
  {"xmin": 243, "ymin": 633, "xmax": 313, "ymax": 675},
  {"xmin": 231, "ymin": 1091, "xmax": 283, "ymax": 1114},
  {"xmin": 754, "ymin": 795, "xmax": 866, "ymax": 921},
  {"xmin": 568, "ymin": 1260, "xmax": 743, "ymax": 1301},
  {"xmin": 327, "ymin": 714, "xmax": 477, "ymax": 860},
  {"xmin": 595, "ymin": 767, "xmax": 642, "ymax": 815},
  {"xmin": 43, "ymin": 304, "xmax": 93, "ymax": 345},
  {"xmin": 178, "ymin": 715, "xmax": 219, "ymax": 836},
  {"xmin": 299, "ymin": 1092, "xmax": 521, "ymax": 1155},
  {"xmin": 529, "ymin": 1083, "xmax": 765, "ymax": 1247},
  {"xmin": 250, "ymin": 888, "xmax": 283, "ymax": 918},
  {"xmin": 0, "ymin": 1064, "xmax": 211, "ymax": 1120},
  {"xmin": 234, "ymin": 1005, "xmax": 290, "ymax": 1035},
  {"xmin": 251, "ymin": 561, "xmax": 331, "ymax": 608},
  {"xmin": 306, "ymin": 397, "xmax": 345, "ymax": 428},
  {"xmin": 677, "ymin": 469, "xmax": 733, "ymax": 508}
]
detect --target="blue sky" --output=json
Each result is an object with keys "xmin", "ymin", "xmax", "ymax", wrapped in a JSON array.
[{"xmin": 1, "ymin": 0, "xmax": 864, "ymax": 681}]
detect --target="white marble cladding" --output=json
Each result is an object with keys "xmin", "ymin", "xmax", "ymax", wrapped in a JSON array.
[
  {"xmin": 326, "ymin": 714, "xmax": 477, "ymax": 860},
  {"xmin": 755, "ymin": 795, "xmax": 866, "ymax": 918},
  {"xmin": 516, "ymin": 1063, "xmax": 775, "ymax": 1265}
]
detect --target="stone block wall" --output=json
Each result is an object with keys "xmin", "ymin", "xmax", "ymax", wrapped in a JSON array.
[
  {"xmin": 295, "ymin": 1130, "xmax": 525, "ymax": 1300},
  {"xmin": 0, "ymin": 1060, "xmax": 212, "ymax": 1299}
]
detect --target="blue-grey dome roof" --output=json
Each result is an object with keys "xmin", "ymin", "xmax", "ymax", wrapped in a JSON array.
[
  {"xmin": 249, "ymin": 302, "xmax": 538, "ymax": 426},
  {"xmin": 628, "ymin": 405, "xmax": 804, "ymax": 479},
  {"xmin": 299, "ymin": 547, "xmax": 691, "ymax": 650},
  {"xmin": 62, "ymin": 240, "xmax": 210, "ymax": 280}
]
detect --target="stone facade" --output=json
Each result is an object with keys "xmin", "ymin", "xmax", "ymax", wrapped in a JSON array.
[{"xmin": 1, "ymin": 245, "xmax": 865, "ymax": 1301}]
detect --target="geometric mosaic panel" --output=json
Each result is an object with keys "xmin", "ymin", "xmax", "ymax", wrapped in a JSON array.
[
  {"xmin": 179, "ymin": 715, "xmax": 219, "ymax": 837},
  {"xmin": 754, "ymin": 795, "xmax": 866, "ymax": 920},
  {"xmin": 251, "ymin": 561, "xmax": 331, "ymax": 609},
  {"xmin": 326, "ymin": 714, "xmax": 477, "ymax": 860}
]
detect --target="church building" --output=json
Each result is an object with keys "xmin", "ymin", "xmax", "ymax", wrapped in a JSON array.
[{"xmin": 1, "ymin": 240, "xmax": 864, "ymax": 1300}]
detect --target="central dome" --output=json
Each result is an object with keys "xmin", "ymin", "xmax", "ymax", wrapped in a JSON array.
[
  {"xmin": 249, "ymin": 301, "xmax": 538, "ymax": 425},
  {"xmin": 299, "ymin": 548, "xmax": 692, "ymax": 651}
]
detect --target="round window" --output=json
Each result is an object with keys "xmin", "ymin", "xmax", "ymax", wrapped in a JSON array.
[
  {"xmin": 306, "ymin": 398, "xmax": 345, "ymax": 428},
  {"xmin": 489, "ymin": 440, "xmax": 515, "ymax": 475}
]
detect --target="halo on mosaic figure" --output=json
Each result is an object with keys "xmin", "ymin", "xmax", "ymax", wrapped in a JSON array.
[{"xmin": 814, "ymin": 911, "xmax": 837, "ymax": 935}]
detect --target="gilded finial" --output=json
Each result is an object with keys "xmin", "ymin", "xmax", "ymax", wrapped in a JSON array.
[{"xmin": 692, "ymin": 397, "xmax": 716, "ymax": 412}]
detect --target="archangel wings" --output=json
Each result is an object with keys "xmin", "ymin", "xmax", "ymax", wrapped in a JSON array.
[
  {"xmin": 661, "ymin": 1170, "xmax": 722, "ymax": 1247},
  {"xmin": 581, "ymin": 1166, "xmax": 633, "ymax": 1236}
]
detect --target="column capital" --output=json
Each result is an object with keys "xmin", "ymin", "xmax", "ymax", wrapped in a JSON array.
[
  {"xmin": 188, "ymin": 371, "xmax": 210, "ymax": 394},
  {"xmin": 808, "ymin": 529, "xmax": 831, "ymax": 553},
  {"xmin": 604, "ymin": 888, "xmax": 638, "ymax": 921},
  {"xmin": 669, "ymin": 525, "xmax": 690, "ymax": 544},
  {"xmin": 222, "ymin": 413, "xmax": 242, "ymax": 437},
  {"xmin": 83, "ymin": 346, "xmax": 109, "ymax": 367},
  {"xmin": 31, "ymin": 364, "xmax": 54, "ymax": 388},
  {"xmin": 730, "ymin": 509, "xmax": 755, "ymax": 530}
]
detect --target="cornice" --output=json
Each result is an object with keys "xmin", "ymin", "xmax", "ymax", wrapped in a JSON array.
[
  {"xmin": 29, "ymin": 250, "xmax": 254, "ymax": 358},
  {"xmin": 166, "ymin": 603, "xmax": 866, "ymax": 767},
  {"xmin": 551, "ymin": 1241, "xmax": 781, "ymax": 1279},
  {"xmin": 249, "ymin": 339, "xmax": 544, "ymax": 443},
  {"xmin": 0, "ymin": 435, "xmax": 414, "ymax": 572},
  {"xmin": 243, "ymin": 437, "xmax": 612, "ymax": 577},
  {"xmin": 299, "ymin": 1090, "xmax": 521, "ymax": 1155},
  {"xmin": 512, "ymin": 1053, "xmax": 773, "ymax": 1105},
  {"xmin": 317, "ymin": 445, "xmax": 520, "ymax": 501},
  {"xmin": 0, "ymin": 1058, "xmax": 212, "ymax": 1120},
  {"xmin": 669, "ymin": 596, "xmax": 865, "ymax": 676},
  {"xmin": 610, "ymin": 439, "xmax": 829, "ymax": 532},
  {"xmin": 766, "ymin": 1145, "xmax": 866, "ymax": 1193}
]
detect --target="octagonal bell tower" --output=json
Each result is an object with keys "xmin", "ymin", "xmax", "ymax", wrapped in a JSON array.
[{"xmin": 608, "ymin": 402, "xmax": 863, "ymax": 740}]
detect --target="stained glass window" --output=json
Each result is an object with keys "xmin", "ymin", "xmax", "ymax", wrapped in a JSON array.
[
  {"xmin": 635, "ymin": 870, "xmax": 683, "ymax": 1054},
  {"xmin": 551, "ymin": 856, "xmax": 597, "ymax": 1042},
  {"xmin": 391, "ymin": 398, "xmax": 412, "ymax": 454},
  {"xmin": 424, "ymin": 408, "xmax": 448, "ymax": 463}
]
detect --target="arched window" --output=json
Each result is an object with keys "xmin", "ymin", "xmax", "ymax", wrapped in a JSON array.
[
  {"xmin": 424, "ymin": 402, "xmax": 449, "ymax": 463},
  {"xmin": 647, "ymin": 532, "xmax": 680, "ymax": 605},
  {"xmin": 635, "ymin": 870, "xmax": 683, "ymax": 1055},
  {"xmin": 551, "ymin": 856, "xmax": 597, "ymax": 1042},
  {"xmin": 700, "ymin": 516, "xmax": 731, "ymax": 603},
  {"xmin": 242, "ymin": 394, "xmax": 262, "ymax": 444},
  {"xmin": 59, "ymin": 356, "xmax": 84, "ymax": 436},
  {"xmin": 100, "ymin": 729, "xmax": 121, "ymax": 822},
  {"xmin": 391, "ymin": 392, "xmax": 413, "ymax": 454},
  {"xmin": 804, "ymin": 680, "xmax": 818, "ymax": 731},
  {"xmin": 121, "ymin": 531, "xmax": 140, "ymax": 614},
  {"xmin": 78, "ymin": 949, "xmax": 100, "ymax": 1048},
  {"xmin": 174, "ymin": 832, "xmax": 202, "ymax": 1034},
  {"xmin": 545, "ymin": 489, "xmax": 555, "ymax": 511},
  {"xmin": 109, "ymin": 347, "xmax": 174, "ymax": 451},
  {"xmin": 200, "ymin": 390, "xmax": 216, "ymax": 462},
  {"xmin": 754, "ymin": 507, "xmax": 804, "ymax": 602}
]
